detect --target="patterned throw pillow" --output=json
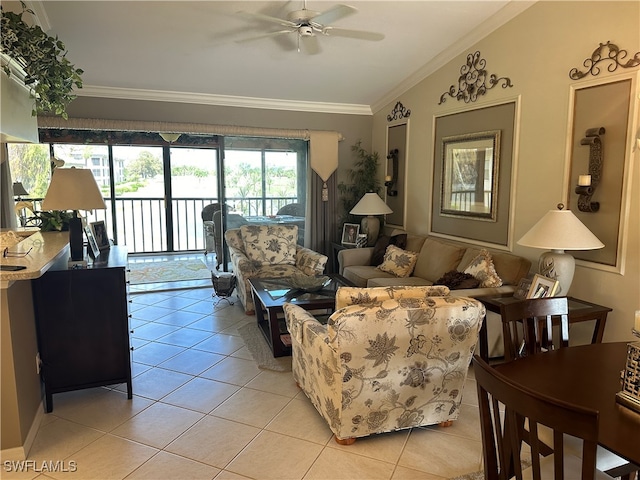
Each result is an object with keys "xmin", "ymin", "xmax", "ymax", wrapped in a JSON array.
[
  {"xmin": 463, "ymin": 249, "xmax": 503, "ymax": 287},
  {"xmin": 377, "ymin": 245, "xmax": 419, "ymax": 278},
  {"xmin": 240, "ymin": 225, "xmax": 298, "ymax": 266}
]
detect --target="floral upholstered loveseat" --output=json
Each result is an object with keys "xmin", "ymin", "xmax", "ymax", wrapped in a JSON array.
[
  {"xmin": 283, "ymin": 285, "xmax": 485, "ymax": 443},
  {"xmin": 225, "ymin": 225, "xmax": 328, "ymax": 314}
]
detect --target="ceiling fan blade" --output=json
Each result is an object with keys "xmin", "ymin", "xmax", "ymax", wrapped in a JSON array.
[
  {"xmin": 311, "ymin": 4, "xmax": 356, "ymax": 26},
  {"xmin": 300, "ymin": 34, "xmax": 321, "ymax": 55},
  {"xmin": 324, "ymin": 27, "xmax": 385, "ymax": 41},
  {"xmin": 236, "ymin": 10, "xmax": 298, "ymax": 29},
  {"xmin": 235, "ymin": 29, "xmax": 295, "ymax": 44}
]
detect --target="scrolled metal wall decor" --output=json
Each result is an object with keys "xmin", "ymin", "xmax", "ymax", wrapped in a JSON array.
[
  {"xmin": 569, "ymin": 41, "xmax": 640, "ymax": 80},
  {"xmin": 439, "ymin": 51, "xmax": 513, "ymax": 105},
  {"xmin": 387, "ymin": 102, "xmax": 411, "ymax": 122}
]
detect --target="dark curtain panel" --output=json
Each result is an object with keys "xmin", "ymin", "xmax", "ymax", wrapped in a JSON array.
[{"xmin": 308, "ymin": 172, "xmax": 337, "ymax": 272}]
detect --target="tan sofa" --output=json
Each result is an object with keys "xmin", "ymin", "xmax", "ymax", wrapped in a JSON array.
[
  {"xmin": 338, "ymin": 232, "xmax": 531, "ymax": 296},
  {"xmin": 338, "ymin": 232, "xmax": 531, "ymax": 358}
]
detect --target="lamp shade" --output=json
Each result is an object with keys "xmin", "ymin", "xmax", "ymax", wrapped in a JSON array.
[
  {"xmin": 517, "ymin": 208, "xmax": 603, "ymax": 250},
  {"xmin": 42, "ymin": 168, "xmax": 107, "ymax": 211},
  {"xmin": 12, "ymin": 182, "xmax": 29, "ymax": 197},
  {"xmin": 349, "ymin": 193, "xmax": 392, "ymax": 216}
]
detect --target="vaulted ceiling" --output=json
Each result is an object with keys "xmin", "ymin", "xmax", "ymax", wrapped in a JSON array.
[{"xmin": 12, "ymin": 1, "xmax": 534, "ymax": 114}]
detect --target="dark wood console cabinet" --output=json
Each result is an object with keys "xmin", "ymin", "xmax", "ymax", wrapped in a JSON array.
[{"xmin": 31, "ymin": 246, "xmax": 132, "ymax": 412}]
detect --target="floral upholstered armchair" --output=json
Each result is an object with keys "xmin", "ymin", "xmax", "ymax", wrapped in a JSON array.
[
  {"xmin": 224, "ymin": 225, "xmax": 328, "ymax": 314},
  {"xmin": 283, "ymin": 285, "xmax": 485, "ymax": 443}
]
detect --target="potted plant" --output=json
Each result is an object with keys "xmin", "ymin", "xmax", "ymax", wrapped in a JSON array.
[
  {"xmin": 1, "ymin": 1, "xmax": 83, "ymax": 119},
  {"xmin": 337, "ymin": 141, "xmax": 382, "ymax": 225},
  {"xmin": 32, "ymin": 210, "xmax": 73, "ymax": 231}
]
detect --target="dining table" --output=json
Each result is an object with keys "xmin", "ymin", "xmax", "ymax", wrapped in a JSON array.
[{"xmin": 494, "ymin": 341, "xmax": 640, "ymax": 466}]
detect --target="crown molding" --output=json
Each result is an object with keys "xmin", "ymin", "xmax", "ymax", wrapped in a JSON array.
[
  {"xmin": 370, "ymin": 1, "xmax": 537, "ymax": 114},
  {"xmin": 25, "ymin": 1, "xmax": 51, "ymax": 31},
  {"xmin": 77, "ymin": 85, "xmax": 373, "ymax": 116}
]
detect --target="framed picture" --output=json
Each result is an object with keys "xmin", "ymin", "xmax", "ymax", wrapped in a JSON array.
[
  {"xmin": 513, "ymin": 276, "xmax": 533, "ymax": 300},
  {"xmin": 90, "ymin": 221, "xmax": 110, "ymax": 250},
  {"xmin": 526, "ymin": 274, "xmax": 560, "ymax": 299},
  {"xmin": 84, "ymin": 225, "xmax": 100, "ymax": 258},
  {"xmin": 341, "ymin": 223, "xmax": 360, "ymax": 246}
]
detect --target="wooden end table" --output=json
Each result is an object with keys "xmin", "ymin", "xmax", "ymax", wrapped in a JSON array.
[
  {"xmin": 249, "ymin": 274, "xmax": 354, "ymax": 357},
  {"xmin": 475, "ymin": 294, "xmax": 612, "ymax": 361}
]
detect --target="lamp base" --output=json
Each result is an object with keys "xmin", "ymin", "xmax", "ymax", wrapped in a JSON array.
[
  {"xmin": 360, "ymin": 216, "xmax": 380, "ymax": 247},
  {"xmin": 69, "ymin": 214, "xmax": 84, "ymax": 262},
  {"xmin": 538, "ymin": 249, "xmax": 575, "ymax": 296}
]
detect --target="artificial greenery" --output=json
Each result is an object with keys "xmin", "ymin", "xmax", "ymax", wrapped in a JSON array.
[
  {"xmin": 337, "ymin": 141, "xmax": 382, "ymax": 225},
  {"xmin": 32, "ymin": 210, "xmax": 73, "ymax": 232},
  {"xmin": 1, "ymin": 1, "xmax": 83, "ymax": 119}
]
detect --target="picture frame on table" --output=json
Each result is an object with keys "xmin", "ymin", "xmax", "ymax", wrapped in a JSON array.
[
  {"xmin": 341, "ymin": 223, "xmax": 360, "ymax": 246},
  {"xmin": 84, "ymin": 225, "xmax": 101, "ymax": 258},
  {"xmin": 526, "ymin": 274, "xmax": 559, "ymax": 299},
  {"xmin": 90, "ymin": 221, "xmax": 110, "ymax": 251}
]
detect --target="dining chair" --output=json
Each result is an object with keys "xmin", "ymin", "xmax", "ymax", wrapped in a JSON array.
[
  {"xmin": 498, "ymin": 297, "xmax": 638, "ymax": 479},
  {"xmin": 499, "ymin": 296, "xmax": 569, "ymax": 362},
  {"xmin": 473, "ymin": 355, "xmax": 615, "ymax": 480}
]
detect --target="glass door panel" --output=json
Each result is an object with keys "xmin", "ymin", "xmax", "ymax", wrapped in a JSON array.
[{"xmin": 168, "ymin": 147, "xmax": 219, "ymax": 251}]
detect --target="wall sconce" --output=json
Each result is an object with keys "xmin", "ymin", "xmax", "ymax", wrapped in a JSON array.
[
  {"xmin": 575, "ymin": 127, "xmax": 604, "ymax": 212},
  {"xmin": 385, "ymin": 149, "xmax": 398, "ymax": 196}
]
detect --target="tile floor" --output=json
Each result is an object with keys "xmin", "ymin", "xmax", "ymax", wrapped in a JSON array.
[{"xmin": 7, "ymin": 258, "xmax": 485, "ymax": 480}]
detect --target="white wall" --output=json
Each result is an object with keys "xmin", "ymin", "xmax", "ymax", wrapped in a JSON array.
[{"xmin": 372, "ymin": 1, "xmax": 640, "ymax": 343}]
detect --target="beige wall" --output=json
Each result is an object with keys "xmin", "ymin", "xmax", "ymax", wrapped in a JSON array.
[{"xmin": 372, "ymin": 1, "xmax": 640, "ymax": 343}]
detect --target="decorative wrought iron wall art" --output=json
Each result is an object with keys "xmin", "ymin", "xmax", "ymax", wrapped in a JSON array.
[
  {"xmin": 575, "ymin": 127, "xmax": 605, "ymax": 213},
  {"xmin": 439, "ymin": 51, "xmax": 513, "ymax": 105},
  {"xmin": 569, "ymin": 41, "xmax": 640, "ymax": 80},
  {"xmin": 387, "ymin": 102, "xmax": 411, "ymax": 122}
]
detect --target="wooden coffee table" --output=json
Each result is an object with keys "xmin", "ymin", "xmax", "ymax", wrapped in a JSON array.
[{"xmin": 249, "ymin": 274, "xmax": 354, "ymax": 357}]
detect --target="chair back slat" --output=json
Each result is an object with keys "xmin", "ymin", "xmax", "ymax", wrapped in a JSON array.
[
  {"xmin": 499, "ymin": 297, "xmax": 569, "ymax": 361},
  {"xmin": 473, "ymin": 355, "xmax": 601, "ymax": 480}
]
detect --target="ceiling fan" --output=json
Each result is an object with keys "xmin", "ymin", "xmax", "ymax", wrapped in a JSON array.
[{"xmin": 235, "ymin": 1, "xmax": 385, "ymax": 54}]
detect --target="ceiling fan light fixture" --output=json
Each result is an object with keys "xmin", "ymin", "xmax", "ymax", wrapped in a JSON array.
[{"xmin": 299, "ymin": 25, "xmax": 313, "ymax": 36}]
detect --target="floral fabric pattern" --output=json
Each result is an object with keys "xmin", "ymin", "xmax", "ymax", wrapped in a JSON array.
[
  {"xmin": 225, "ymin": 228, "xmax": 328, "ymax": 313},
  {"xmin": 240, "ymin": 225, "xmax": 298, "ymax": 266},
  {"xmin": 283, "ymin": 290, "xmax": 485, "ymax": 441},
  {"xmin": 377, "ymin": 245, "xmax": 419, "ymax": 277},
  {"xmin": 463, "ymin": 248, "xmax": 503, "ymax": 288}
]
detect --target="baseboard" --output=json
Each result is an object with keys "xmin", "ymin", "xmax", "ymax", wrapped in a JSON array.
[{"xmin": 0, "ymin": 401, "xmax": 43, "ymax": 461}]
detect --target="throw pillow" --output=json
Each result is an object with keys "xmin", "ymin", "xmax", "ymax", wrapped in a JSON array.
[
  {"xmin": 434, "ymin": 270, "xmax": 481, "ymax": 290},
  {"xmin": 377, "ymin": 245, "xmax": 419, "ymax": 278},
  {"xmin": 370, "ymin": 233, "xmax": 408, "ymax": 266},
  {"xmin": 240, "ymin": 224, "xmax": 298, "ymax": 266},
  {"xmin": 463, "ymin": 249, "xmax": 503, "ymax": 288}
]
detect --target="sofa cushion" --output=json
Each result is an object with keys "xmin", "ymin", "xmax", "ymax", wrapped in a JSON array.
[
  {"xmin": 463, "ymin": 249, "xmax": 503, "ymax": 288},
  {"xmin": 240, "ymin": 225, "xmax": 298, "ymax": 266},
  {"xmin": 377, "ymin": 245, "xmax": 419, "ymax": 277},
  {"xmin": 413, "ymin": 238, "xmax": 466, "ymax": 283},
  {"xmin": 370, "ymin": 233, "xmax": 407, "ymax": 266},
  {"xmin": 458, "ymin": 247, "xmax": 531, "ymax": 286}
]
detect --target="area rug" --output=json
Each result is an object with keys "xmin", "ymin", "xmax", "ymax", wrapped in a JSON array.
[
  {"xmin": 449, "ymin": 472, "xmax": 484, "ymax": 480},
  {"xmin": 128, "ymin": 259, "xmax": 211, "ymax": 284},
  {"xmin": 237, "ymin": 322, "xmax": 292, "ymax": 372}
]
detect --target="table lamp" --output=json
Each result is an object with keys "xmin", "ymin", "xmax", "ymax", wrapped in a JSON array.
[
  {"xmin": 517, "ymin": 203, "xmax": 604, "ymax": 295},
  {"xmin": 42, "ymin": 168, "xmax": 107, "ymax": 263},
  {"xmin": 349, "ymin": 192, "xmax": 392, "ymax": 246}
]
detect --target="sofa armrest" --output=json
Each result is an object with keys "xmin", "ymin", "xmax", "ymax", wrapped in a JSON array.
[
  {"xmin": 284, "ymin": 303, "xmax": 326, "ymax": 345},
  {"xmin": 337, "ymin": 247, "xmax": 373, "ymax": 274},
  {"xmin": 295, "ymin": 246, "xmax": 328, "ymax": 275}
]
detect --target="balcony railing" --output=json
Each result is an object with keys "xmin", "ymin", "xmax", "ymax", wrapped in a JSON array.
[{"xmin": 25, "ymin": 196, "xmax": 299, "ymax": 254}]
